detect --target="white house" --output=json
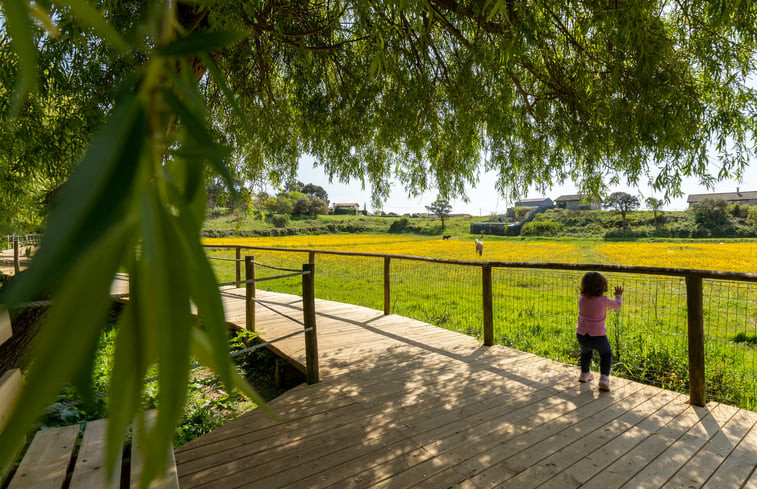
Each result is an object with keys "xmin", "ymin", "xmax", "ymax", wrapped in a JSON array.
[
  {"xmin": 554, "ymin": 194, "xmax": 601, "ymax": 210},
  {"xmin": 513, "ymin": 197, "xmax": 553, "ymax": 208},
  {"xmin": 687, "ymin": 189, "xmax": 757, "ymax": 207}
]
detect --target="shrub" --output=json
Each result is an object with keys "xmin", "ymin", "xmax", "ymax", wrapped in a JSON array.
[
  {"xmin": 748, "ymin": 206, "xmax": 757, "ymax": 226},
  {"xmin": 388, "ymin": 217, "xmax": 410, "ymax": 233},
  {"xmin": 271, "ymin": 214, "xmax": 289, "ymax": 227},
  {"xmin": 521, "ymin": 220, "xmax": 563, "ymax": 236}
]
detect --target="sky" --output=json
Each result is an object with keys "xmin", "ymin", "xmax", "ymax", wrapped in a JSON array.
[{"xmin": 293, "ymin": 155, "xmax": 757, "ymax": 216}]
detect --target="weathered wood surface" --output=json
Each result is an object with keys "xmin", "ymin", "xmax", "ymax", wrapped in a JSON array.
[{"xmin": 164, "ymin": 284, "xmax": 757, "ymax": 489}]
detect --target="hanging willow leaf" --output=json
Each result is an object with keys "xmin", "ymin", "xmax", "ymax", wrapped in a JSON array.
[
  {"xmin": 200, "ymin": 53, "xmax": 256, "ymax": 139},
  {"xmin": 0, "ymin": 97, "xmax": 146, "ymax": 306},
  {"xmin": 132, "ymin": 187, "xmax": 193, "ymax": 489},
  {"xmin": 1, "ymin": 0, "xmax": 38, "ymax": 111},
  {"xmin": 0, "ymin": 218, "xmax": 135, "ymax": 471},
  {"xmin": 50, "ymin": 0, "xmax": 129, "ymax": 51},
  {"xmin": 156, "ymin": 30, "xmax": 244, "ymax": 57}
]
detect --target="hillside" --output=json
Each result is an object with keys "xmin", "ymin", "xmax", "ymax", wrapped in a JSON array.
[{"xmin": 203, "ymin": 204, "xmax": 757, "ymax": 240}]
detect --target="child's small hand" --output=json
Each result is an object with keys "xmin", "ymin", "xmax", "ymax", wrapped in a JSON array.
[{"xmin": 614, "ymin": 286, "xmax": 624, "ymax": 296}]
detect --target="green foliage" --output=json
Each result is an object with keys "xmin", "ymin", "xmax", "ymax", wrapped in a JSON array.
[
  {"xmin": 388, "ymin": 217, "xmax": 410, "ymax": 233},
  {"xmin": 749, "ymin": 207, "xmax": 757, "ymax": 227},
  {"xmin": 514, "ymin": 207, "xmax": 532, "ymax": 222},
  {"xmin": 271, "ymin": 214, "xmax": 289, "ymax": 228},
  {"xmin": 692, "ymin": 198, "xmax": 729, "ymax": 226},
  {"xmin": 425, "ymin": 198, "xmax": 452, "ymax": 228},
  {"xmin": 520, "ymin": 220, "xmax": 563, "ymax": 236},
  {"xmin": 604, "ymin": 192, "xmax": 641, "ymax": 228}
]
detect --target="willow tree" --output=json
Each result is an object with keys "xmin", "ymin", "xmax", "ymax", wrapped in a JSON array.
[{"xmin": 1, "ymin": 0, "xmax": 755, "ymax": 486}]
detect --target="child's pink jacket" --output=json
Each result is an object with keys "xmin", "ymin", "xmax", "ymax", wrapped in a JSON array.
[{"xmin": 576, "ymin": 294, "xmax": 622, "ymax": 336}]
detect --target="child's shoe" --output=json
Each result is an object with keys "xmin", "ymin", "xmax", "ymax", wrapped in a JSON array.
[
  {"xmin": 599, "ymin": 375, "xmax": 610, "ymax": 391},
  {"xmin": 578, "ymin": 371, "xmax": 594, "ymax": 383}
]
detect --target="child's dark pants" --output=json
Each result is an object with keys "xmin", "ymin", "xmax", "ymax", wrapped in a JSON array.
[{"xmin": 577, "ymin": 333, "xmax": 613, "ymax": 376}]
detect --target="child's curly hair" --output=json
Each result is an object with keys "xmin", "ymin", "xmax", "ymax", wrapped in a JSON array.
[{"xmin": 581, "ymin": 271, "xmax": 608, "ymax": 297}]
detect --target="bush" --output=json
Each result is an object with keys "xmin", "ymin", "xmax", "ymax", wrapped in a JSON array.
[
  {"xmin": 388, "ymin": 217, "xmax": 410, "ymax": 233},
  {"xmin": 271, "ymin": 214, "xmax": 289, "ymax": 227},
  {"xmin": 521, "ymin": 220, "xmax": 563, "ymax": 236},
  {"xmin": 748, "ymin": 206, "xmax": 757, "ymax": 226}
]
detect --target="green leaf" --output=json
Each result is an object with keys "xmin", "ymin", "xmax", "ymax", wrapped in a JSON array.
[
  {"xmin": 156, "ymin": 30, "xmax": 245, "ymax": 57},
  {"xmin": 106, "ymin": 302, "xmax": 143, "ymax": 479},
  {"xmin": 2, "ymin": 0, "xmax": 39, "ymax": 111},
  {"xmin": 0, "ymin": 96, "xmax": 146, "ymax": 306},
  {"xmin": 200, "ymin": 53, "xmax": 256, "ymax": 139},
  {"xmin": 160, "ymin": 88, "xmax": 236, "ymax": 196},
  {"xmin": 0, "ymin": 219, "xmax": 133, "ymax": 473},
  {"xmin": 51, "ymin": 0, "xmax": 129, "ymax": 52}
]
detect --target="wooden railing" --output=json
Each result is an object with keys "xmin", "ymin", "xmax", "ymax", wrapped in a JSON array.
[
  {"xmin": 202, "ymin": 244, "xmax": 757, "ymax": 407},
  {"xmin": 206, "ymin": 252, "xmax": 319, "ymax": 384},
  {"xmin": 2, "ymin": 234, "xmax": 42, "ymax": 275}
]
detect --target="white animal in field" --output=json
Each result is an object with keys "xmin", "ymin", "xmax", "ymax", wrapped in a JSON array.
[{"xmin": 474, "ymin": 239, "xmax": 484, "ymax": 256}]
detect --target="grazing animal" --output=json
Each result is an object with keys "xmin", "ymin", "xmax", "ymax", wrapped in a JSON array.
[
  {"xmin": 474, "ymin": 239, "xmax": 484, "ymax": 256},
  {"xmin": 442, "ymin": 235, "xmax": 451, "ymax": 240}
]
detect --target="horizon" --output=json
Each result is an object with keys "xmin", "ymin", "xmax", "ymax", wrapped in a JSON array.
[{"xmin": 293, "ymin": 155, "xmax": 757, "ymax": 216}]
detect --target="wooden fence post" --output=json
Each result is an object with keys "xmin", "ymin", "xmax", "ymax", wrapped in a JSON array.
[
  {"xmin": 482, "ymin": 264, "xmax": 494, "ymax": 346},
  {"xmin": 245, "ymin": 256, "xmax": 256, "ymax": 332},
  {"xmin": 686, "ymin": 275, "xmax": 706, "ymax": 406},
  {"xmin": 308, "ymin": 251, "xmax": 315, "ymax": 264},
  {"xmin": 235, "ymin": 247, "xmax": 241, "ymax": 287},
  {"xmin": 384, "ymin": 257, "xmax": 391, "ymax": 315},
  {"xmin": 302, "ymin": 263, "xmax": 319, "ymax": 384},
  {"xmin": 13, "ymin": 236, "xmax": 19, "ymax": 274}
]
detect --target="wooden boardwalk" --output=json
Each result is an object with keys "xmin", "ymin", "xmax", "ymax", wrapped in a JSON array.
[{"xmin": 166, "ymin": 284, "xmax": 757, "ymax": 489}]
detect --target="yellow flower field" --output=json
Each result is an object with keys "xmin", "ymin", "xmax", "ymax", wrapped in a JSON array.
[
  {"xmin": 203, "ymin": 235, "xmax": 581, "ymax": 263},
  {"xmin": 594, "ymin": 242, "xmax": 757, "ymax": 273},
  {"xmin": 203, "ymin": 236, "xmax": 757, "ymax": 273}
]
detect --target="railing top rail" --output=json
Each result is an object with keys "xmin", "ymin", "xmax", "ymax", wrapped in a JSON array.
[{"xmin": 200, "ymin": 244, "xmax": 757, "ymax": 283}]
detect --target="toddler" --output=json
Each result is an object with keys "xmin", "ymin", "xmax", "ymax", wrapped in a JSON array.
[{"xmin": 576, "ymin": 271, "xmax": 623, "ymax": 391}]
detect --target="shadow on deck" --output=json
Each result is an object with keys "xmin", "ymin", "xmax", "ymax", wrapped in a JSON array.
[{"xmin": 172, "ymin": 289, "xmax": 757, "ymax": 489}]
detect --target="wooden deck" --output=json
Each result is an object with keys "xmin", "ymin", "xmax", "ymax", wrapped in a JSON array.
[{"xmin": 165, "ymin": 284, "xmax": 757, "ymax": 489}]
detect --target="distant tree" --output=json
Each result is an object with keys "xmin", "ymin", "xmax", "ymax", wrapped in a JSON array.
[
  {"xmin": 293, "ymin": 195, "xmax": 329, "ymax": 217},
  {"xmin": 301, "ymin": 184, "xmax": 329, "ymax": 203},
  {"xmin": 604, "ymin": 192, "xmax": 640, "ymax": 228},
  {"xmin": 283, "ymin": 180, "xmax": 304, "ymax": 193},
  {"xmin": 645, "ymin": 197, "xmax": 664, "ymax": 223},
  {"xmin": 426, "ymin": 198, "xmax": 452, "ymax": 229},
  {"xmin": 691, "ymin": 198, "xmax": 729, "ymax": 227}
]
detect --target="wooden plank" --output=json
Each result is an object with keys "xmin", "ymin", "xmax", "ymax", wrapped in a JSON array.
[
  {"xmin": 661, "ymin": 405, "xmax": 753, "ymax": 489},
  {"xmin": 130, "ymin": 411, "xmax": 179, "ymax": 489},
  {"xmin": 0, "ymin": 369, "xmax": 22, "ymax": 430},
  {"xmin": 700, "ymin": 410, "xmax": 757, "ymax": 489},
  {"xmin": 0, "ymin": 306, "xmax": 11, "ymax": 346},
  {"xmin": 496, "ymin": 389, "xmax": 679, "ymax": 489},
  {"xmin": 69, "ymin": 419, "xmax": 121, "ymax": 489},
  {"xmin": 0, "ymin": 368, "xmax": 23, "ymax": 483},
  {"xmin": 618, "ymin": 402, "xmax": 730, "ymax": 489},
  {"xmin": 580, "ymin": 396, "xmax": 705, "ymax": 489},
  {"xmin": 417, "ymin": 382, "xmax": 654, "ymax": 489},
  {"xmin": 8, "ymin": 425, "xmax": 78, "ymax": 489}
]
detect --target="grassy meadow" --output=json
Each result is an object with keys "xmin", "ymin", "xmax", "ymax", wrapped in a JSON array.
[{"xmin": 204, "ymin": 235, "xmax": 757, "ymax": 409}]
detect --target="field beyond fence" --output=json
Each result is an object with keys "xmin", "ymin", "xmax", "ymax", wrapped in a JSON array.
[{"xmin": 203, "ymin": 237, "xmax": 757, "ymax": 410}]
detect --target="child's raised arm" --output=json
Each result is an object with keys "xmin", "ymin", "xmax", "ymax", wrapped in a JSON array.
[{"xmin": 614, "ymin": 286, "xmax": 624, "ymax": 296}]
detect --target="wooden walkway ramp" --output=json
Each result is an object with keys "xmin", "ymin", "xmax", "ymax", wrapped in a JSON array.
[{"xmin": 166, "ymin": 284, "xmax": 757, "ymax": 489}]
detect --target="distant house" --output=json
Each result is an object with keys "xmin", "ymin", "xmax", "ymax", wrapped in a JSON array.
[
  {"xmin": 554, "ymin": 194, "xmax": 601, "ymax": 210},
  {"xmin": 513, "ymin": 197, "xmax": 553, "ymax": 208},
  {"xmin": 331, "ymin": 203, "xmax": 361, "ymax": 215},
  {"xmin": 687, "ymin": 189, "xmax": 757, "ymax": 207}
]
